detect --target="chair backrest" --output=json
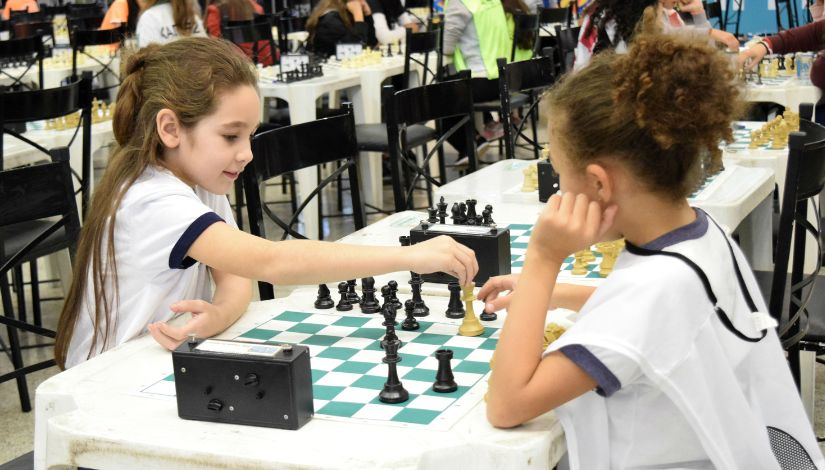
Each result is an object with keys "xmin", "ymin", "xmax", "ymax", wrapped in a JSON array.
[
  {"xmin": 538, "ymin": 6, "xmax": 569, "ymax": 32},
  {"xmin": 0, "ymin": 35, "xmax": 45, "ymax": 90},
  {"xmin": 554, "ymin": 25, "xmax": 579, "ymax": 75},
  {"xmin": 8, "ymin": 10, "xmax": 45, "ymax": 25},
  {"xmin": 68, "ymin": 14, "xmax": 106, "ymax": 32},
  {"xmin": 243, "ymin": 104, "xmax": 364, "ymax": 299},
  {"xmin": 403, "ymin": 27, "xmax": 442, "ymax": 89},
  {"xmin": 12, "ymin": 20, "xmax": 55, "ymax": 47},
  {"xmin": 769, "ymin": 117, "xmax": 825, "ymax": 350},
  {"xmin": 511, "ymin": 13, "xmax": 539, "ymax": 61},
  {"xmin": 277, "ymin": 14, "xmax": 307, "ymax": 54},
  {"xmin": 497, "ymin": 55, "xmax": 555, "ymax": 160},
  {"xmin": 66, "ymin": 3, "xmax": 103, "ymax": 19},
  {"xmin": 0, "ymin": 75, "xmax": 94, "ymax": 213},
  {"xmin": 70, "ymin": 26, "xmax": 125, "ymax": 83},
  {"xmin": 384, "ymin": 75, "xmax": 476, "ymax": 211},
  {"xmin": 41, "ymin": 5, "xmax": 68, "ymax": 18},
  {"xmin": 222, "ymin": 16, "xmax": 276, "ymax": 65}
]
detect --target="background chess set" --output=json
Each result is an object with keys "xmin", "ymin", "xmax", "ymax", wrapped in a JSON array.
[{"xmin": 138, "ymin": 293, "xmax": 499, "ymax": 430}]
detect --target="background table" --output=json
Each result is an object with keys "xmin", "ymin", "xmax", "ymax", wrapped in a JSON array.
[{"xmin": 745, "ymin": 76, "xmax": 821, "ymax": 115}]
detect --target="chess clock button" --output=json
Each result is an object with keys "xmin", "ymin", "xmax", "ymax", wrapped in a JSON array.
[{"xmin": 207, "ymin": 398, "xmax": 224, "ymax": 411}]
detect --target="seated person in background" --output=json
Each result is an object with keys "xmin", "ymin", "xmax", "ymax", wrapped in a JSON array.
[
  {"xmin": 307, "ymin": 0, "xmax": 375, "ymax": 57},
  {"xmin": 481, "ymin": 32, "xmax": 824, "ymax": 468},
  {"xmin": 738, "ymin": 21, "xmax": 825, "ymax": 92},
  {"xmin": 575, "ymin": 0, "xmax": 736, "ymax": 71},
  {"xmin": 100, "ymin": 0, "xmax": 141, "ymax": 33},
  {"xmin": 367, "ymin": 0, "xmax": 417, "ymax": 44},
  {"xmin": 2, "ymin": 0, "xmax": 39, "ymax": 20},
  {"xmin": 204, "ymin": 0, "xmax": 274, "ymax": 65},
  {"xmin": 136, "ymin": 0, "xmax": 207, "ymax": 47}
]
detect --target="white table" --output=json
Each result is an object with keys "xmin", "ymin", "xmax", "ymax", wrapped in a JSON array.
[
  {"xmin": 745, "ymin": 75, "xmax": 821, "ymax": 115},
  {"xmin": 434, "ymin": 159, "xmax": 776, "ymax": 271},
  {"xmin": 34, "ymin": 288, "xmax": 568, "ymax": 470}
]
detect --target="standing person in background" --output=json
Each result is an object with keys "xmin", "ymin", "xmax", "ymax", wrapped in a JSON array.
[
  {"xmin": 307, "ymin": 0, "xmax": 375, "ymax": 57},
  {"xmin": 136, "ymin": 0, "xmax": 207, "ymax": 47},
  {"xmin": 367, "ymin": 0, "xmax": 418, "ymax": 44}
]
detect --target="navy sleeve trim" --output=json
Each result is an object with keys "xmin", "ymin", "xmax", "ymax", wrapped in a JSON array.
[
  {"xmin": 168, "ymin": 212, "xmax": 224, "ymax": 269},
  {"xmin": 559, "ymin": 344, "xmax": 622, "ymax": 397}
]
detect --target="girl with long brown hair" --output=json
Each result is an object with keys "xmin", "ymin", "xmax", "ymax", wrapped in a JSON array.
[
  {"xmin": 135, "ymin": 0, "xmax": 206, "ymax": 47},
  {"xmin": 55, "ymin": 37, "xmax": 478, "ymax": 369},
  {"xmin": 307, "ymin": 0, "xmax": 375, "ymax": 56}
]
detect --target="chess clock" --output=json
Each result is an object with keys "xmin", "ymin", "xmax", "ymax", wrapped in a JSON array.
[
  {"xmin": 537, "ymin": 159, "xmax": 559, "ymax": 203},
  {"xmin": 173, "ymin": 339, "xmax": 314, "ymax": 430},
  {"xmin": 409, "ymin": 221, "xmax": 511, "ymax": 284}
]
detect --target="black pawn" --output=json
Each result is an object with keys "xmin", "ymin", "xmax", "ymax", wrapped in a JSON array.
[
  {"xmin": 314, "ymin": 284, "xmax": 335, "ymax": 309},
  {"xmin": 404, "ymin": 299, "xmax": 414, "ymax": 317},
  {"xmin": 378, "ymin": 339, "xmax": 408, "ymax": 404},
  {"xmin": 380, "ymin": 284, "xmax": 392, "ymax": 311},
  {"xmin": 437, "ymin": 196, "xmax": 448, "ymax": 224},
  {"xmin": 433, "ymin": 349, "xmax": 458, "ymax": 393},
  {"xmin": 388, "ymin": 280, "xmax": 402, "ymax": 310},
  {"xmin": 445, "ymin": 281, "xmax": 465, "ymax": 319},
  {"xmin": 401, "ymin": 306, "xmax": 420, "ymax": 331},
  {"xmin": 479, "ymin": 307, "xmax": 497, "ymax": 321},
  {"xmin": 409, "ymin": 273, "xmax": 430, "ymax": 317},
  {"xmin": 336, "ymin": 282, "xmax": 352, "ymax": 311},
  {"xmin": 360, "ymin": 277, "xmax": 381, "ymax": 314},
  {"xmin": 427, "ymin": 207, "xmax": 438, "ymax": 224},
  {"xmin": 346, "ymin": 279, "xmax": 360, "ymax": 304}
]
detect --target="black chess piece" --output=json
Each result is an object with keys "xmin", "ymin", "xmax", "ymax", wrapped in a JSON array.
[
  {"xmin": 381, "ymin": 304, "xmax": 400, "ymax": 347},
  {"xmin": 378, "ymin": 339, "xmax": 408, "ymax": 404},
  {"xmin": 336, "ymin": 282, "xmax": 353, "ymax": 311},
  {"xmin": 399, "ymin": 235, "xmax": 411, "ymax": 247},
  {"xmin": 380, "ymin": 284, "xmax": 392, "ymax": 311},
  {"xmin": 479, "ymin": 307, "xmax": 497, "ymax": 321},
  {"xmin": 466, "ymin": 199, "xmax": 477, "ymax": 220},
  {"xmin": 437, "ymin": 196, "xmax": 448, "ymax": 224},
  {"xmin": 314, "ymin": 284, "xmax": 335, "ymax": 309},
  {"xmin": 432, "ymin": 349, "xmax": 458, "ymax": 393},
  {"xmin": 388, "ymin": 280, "xmax": 402, "ymax": 310},
  {"xmin": 346, "ymin": 279, "xmax": 360, "ymax": 304},
  {"xmin": 401, "ymin": 306, "xmax": 420, "ymax": 331},
  {"xmin": 445, "ymin": 282, "xmax": 465, "ymax": 319},
  {"xmin": 482, "ymin": 204, "xmax": 495, "ymax": 225},
  {"xmin": 404, "ymin": 299, "xmax": 414, "ymax": 317},
  {"xmin": 450, "ymin": 202, "xmax": 461, "ymax": 224},
  {"xmin": 360, "ymin": 277, "xmax": 381, "ymax": 314},
  {"xmin": 409, "ymin": 273, "xmax": 430, "ymax": 317},
  {"xmin": 386, "ymin": 42, "xmax": 394, "ymax": 57},
  {"xmin": 458, "ymin": 202, "xmax": 467, "ymax": 224},
  {"xmin": 427, "ymin": 207, "xmax": 438, "ymax": 224}
]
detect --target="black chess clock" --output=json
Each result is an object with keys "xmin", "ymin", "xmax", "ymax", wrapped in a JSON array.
[
  {"xmin": 173, "ymin": 338, "xmax": 314, "ymax": 430},
  {"xmin": 409, "ymin": 220, "xmax": 511, "ymax": 284}
]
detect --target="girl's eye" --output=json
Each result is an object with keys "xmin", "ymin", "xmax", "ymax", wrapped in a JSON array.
[{"xmin": 223, "ymin": 135, "xmax": 238, "ymax": 142}]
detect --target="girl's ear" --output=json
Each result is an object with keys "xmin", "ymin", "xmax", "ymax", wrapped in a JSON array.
[
  {"xmin": 156, "ymin": 108, "xmax": 182, "ymax": 149},
  {"xmin": 584, "ymin": 162, "xmax": 614, "ymax": 204}
]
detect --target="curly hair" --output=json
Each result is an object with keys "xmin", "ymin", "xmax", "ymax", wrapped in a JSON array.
[
  {"xmin": 545, "ymin": 32, "xmax": 747, "ymax": 200},
  {"xmin": 584, "ymin": 0, "xmax": 658, "ymax": 53}
]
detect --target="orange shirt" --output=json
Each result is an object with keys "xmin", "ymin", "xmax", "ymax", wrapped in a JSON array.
[
  {"xmin": 2, "ymin": 0, "xmax": 40, "ymax": 20},
  {"xmin": 100, "ymin": 0, "xmax": 129, "ymax": 30}
]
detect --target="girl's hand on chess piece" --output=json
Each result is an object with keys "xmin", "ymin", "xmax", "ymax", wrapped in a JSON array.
[
  {"xmin": 407, "ymin": 235, "xmax": 478, "ymax": 287},
  {"xmin": 737, "ymin": 43, "xmax": 768, "ymax": 71},
  {"xmin": 147, "ymin": 299, "xmax": 226, "ymax": 350},
  {"xmin": 478, "ymin": 274, "xmax": 519, "ymax": 312},
  {"xmin": 528, "ymin": 192, "xmax": 617, "ymax": 266}
]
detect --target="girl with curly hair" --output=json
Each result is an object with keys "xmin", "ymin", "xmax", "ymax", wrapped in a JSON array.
[
  {"xmin": 574, "ymin": 0, "xmax": 738, "ymax": 70},
  {"xmin": 479, "ymin": 33, "xmax": 823, "ymax": 468}
]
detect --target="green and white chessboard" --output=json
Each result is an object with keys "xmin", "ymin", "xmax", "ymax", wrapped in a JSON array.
[
  {"xmin": 726, "ymin": 126, "xmax": 787, "ymax": 152},
  {"xmin": 747, "ymin": 75, "xmax": 794, "ymax": 87},
  {"xmin": 508, "ymin": 223, "xmax": 606, "ymax": 280},
  {"xmin": 139, "ymin": 310, "xmax": 499, "ymax": 430}
]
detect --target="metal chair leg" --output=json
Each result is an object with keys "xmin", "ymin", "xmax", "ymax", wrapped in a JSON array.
[
  {"xmin": 1, "ymin": 275, "xmax": 32, "ymax": 412},
  {"xmin": 799, "ymin": 350, "xmax": 816, "ymax": 425}
]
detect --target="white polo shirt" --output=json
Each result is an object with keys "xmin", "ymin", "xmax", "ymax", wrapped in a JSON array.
[
  {"xmin": 66, "ymin": 165, "xmax": 236, "ymax": 368},
  {"xmin": 136, "ymin": 2, "xmax": 206, "ymax": 47}
]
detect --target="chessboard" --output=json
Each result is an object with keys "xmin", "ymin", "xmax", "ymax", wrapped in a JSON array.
[
  {"xmin": 139, "ymin": 308, "xmax": 498, "ymax": 430},
  {"xmin": 726, "ymin": 125, "xmax": 786, "ymax": 152},
  {"xmin": 746, "ymin": 74, "xmax": 794, "ymax": 87},
  {"xmin": 508, "ymin": 223, "xmax": 610, "ymax": 281}
]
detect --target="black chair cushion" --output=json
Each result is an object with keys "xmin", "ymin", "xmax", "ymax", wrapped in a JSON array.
[
  {"xmin": 355, "ymin": 123, "xmax": 438, "ymax": 152},
  {"xmin": 1, "ymin": 219, "xmax": 70, "ymax": 267},
  {"xmin": 473, "ymin": 92, "xmax": 530, "ymax": 112}
]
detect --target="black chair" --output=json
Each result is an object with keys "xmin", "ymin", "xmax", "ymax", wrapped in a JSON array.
[
  {"xmin": 221, "ymin": 15, "xmax": 277, "ymax": 65},
  {"xmin": 243, "ymin": 104, "xmax": 366, "ymax": 299},
  {"xmin": 66, "ymin": 3, "xmax": 103, "ymax": 20},
  {"xmin": 0, "ymin": 35, "xmax": 44, "ymax": 90},
  {"xmin": 497, "ymin": 56, "xmax": 555, "ymax": 160},
  {"xmin": 511, "ymin": 13, "xmax": 539, "ymax": 60},
  {"xmin": 384, "ymin": 75, "xmax": 477, "ymax": 212},
  {"xmin": 703, "ymin": 1, "xmax": 724, "ymax": 29},
  {"xmin": 554, "ymin": 25, "xmax": 579, "ymax": 75},
  {"xmin": 67, "ymin": 14, "xmax": 106, "ymax": 33},
  {"xmin": 538, "ymin": 6, "xmax": 570, "ymax": 30},
  {"xmin": 277, "ymin": 14, "xmax": 307, "ymax": 54},
  {"xmin": 354, "ymin": 28, "xmax": 443, "ymax": 209},
  {"xmin": 0, "ymin": 158, "xmax": 82, "ymax": 412},
  {"xmin": 12, "ymin": 20, "xmax": 55, "ymax": 47},
  {"xmin": 755, "ymin": 118, "xmax": 825, "ymax": 421},
  {"xmin": 69, "ymin": 26, "xmax": 124, "ymax": 92}
]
